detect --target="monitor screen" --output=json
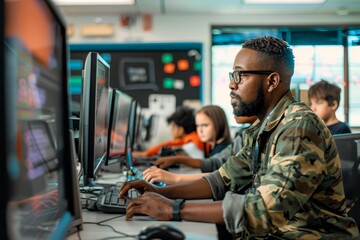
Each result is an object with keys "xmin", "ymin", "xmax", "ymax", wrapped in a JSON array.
[
  {"xmin": 79, "ymin": 52, "xmax": 110, "ymax": 187},
  {"xmin": 3, "ymin": 0, "xmax": 74, "ymax": 238},
  {"xmin": 107, "ymin": 89, "xmax": 133, "ymax": 159}
]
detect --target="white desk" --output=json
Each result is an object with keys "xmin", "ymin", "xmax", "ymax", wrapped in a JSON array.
[
  {"xmin": 67, "ymin": 210, "xmax": 217, "ymax": 240},
  {"xmin": 67, "ymin": 167, "xmax": 218, "ymax": 240}
]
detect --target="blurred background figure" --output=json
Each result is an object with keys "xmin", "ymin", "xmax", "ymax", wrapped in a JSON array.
[
  {"xmin": 308, "ymin": 79, "xmax": 351, "ymax": 135},
  {"xmin": 132, "ymin": 105, "xmax": 205, "ymax": 158},
  {"xmin": 195, "ymin": 105, "xmax": 232, "ymax": 158}
]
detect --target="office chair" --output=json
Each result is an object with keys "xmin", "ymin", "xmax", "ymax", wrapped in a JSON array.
[{"xmin": 334, "ymin": 133, "xmax": 360, "ymax": 230}]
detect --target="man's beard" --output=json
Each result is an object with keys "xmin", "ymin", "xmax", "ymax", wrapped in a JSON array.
[{"xmin": 231, "ymin": 84, "xmax": 265, "ymax": 117}]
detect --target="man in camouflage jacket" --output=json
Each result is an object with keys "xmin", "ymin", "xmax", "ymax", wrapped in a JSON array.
[{"xmin": 120, "ymin": 36, "xmax": 359, "ymax": 239}]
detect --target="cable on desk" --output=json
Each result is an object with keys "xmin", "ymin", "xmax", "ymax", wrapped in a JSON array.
[
  {"xmin": 76, "ymin": 229, "xmax": 82, "ymax": 240},
  {"xmin": 96, "ymin": 215, "xmax": 124, "ymax": 224},
  {"xmin": 83, "ymin": 215, "xmax": 137, "ymax": 239}
]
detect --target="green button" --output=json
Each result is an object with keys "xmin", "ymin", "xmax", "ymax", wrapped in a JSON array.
[{"xmin": 163, "ymin": 78, "xmax": 174, "ymax": 88}]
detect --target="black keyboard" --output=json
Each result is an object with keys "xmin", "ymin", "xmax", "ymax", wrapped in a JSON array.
[{"xmin": 96, "ymin": 185, "xmax": 141, "ymax": 213}]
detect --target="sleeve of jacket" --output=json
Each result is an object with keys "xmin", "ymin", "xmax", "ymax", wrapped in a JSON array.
[{"xmin": 200, "ymin": 144, "xmax": 232, "ymax": 172}]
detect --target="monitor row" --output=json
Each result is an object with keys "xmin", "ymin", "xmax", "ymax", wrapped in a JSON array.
[{"xmin": 78, "ymin": 52, "xmax": 145, "ymax": 188}]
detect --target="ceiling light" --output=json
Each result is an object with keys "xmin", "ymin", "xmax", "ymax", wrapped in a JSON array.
[
  {"xmin": 244, "ymin": 0, "xmax": 327, "ymax": 4},
  {"xmin": 53, "ymin": 0, "xmax": 135, "ymax": 5}
]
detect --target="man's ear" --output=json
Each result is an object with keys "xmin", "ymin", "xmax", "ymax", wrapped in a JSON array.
[{"xmin": 267, "ymin": 72, "xmax": 280, "ymax": 92}]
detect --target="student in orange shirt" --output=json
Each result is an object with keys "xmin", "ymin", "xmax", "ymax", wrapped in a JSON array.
[{"xmin": 132, "ymin": 106, "xmax": 205, "ymax": 158}]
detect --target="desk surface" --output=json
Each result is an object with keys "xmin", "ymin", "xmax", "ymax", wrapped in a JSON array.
[
  {"xmin": 67, "ymin": 166, "xmax": 218, "ymax": 240},
  {"xmin": 67, "ymin": 210, "xmax": 217, "ymax": 240}
]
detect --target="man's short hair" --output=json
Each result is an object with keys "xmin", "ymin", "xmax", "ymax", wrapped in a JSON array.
[
  {"xmin": 242, "ymin": 36, "xmax": 295, "ymax": 77},
  {"xmin": 308, "ymin": 79, "xmax": 341, "ymax": 109}
]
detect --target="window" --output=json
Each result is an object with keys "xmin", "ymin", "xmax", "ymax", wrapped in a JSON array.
[{"xmin": 211, "ymin": 26, "xmax": 360, "ymax": 127}]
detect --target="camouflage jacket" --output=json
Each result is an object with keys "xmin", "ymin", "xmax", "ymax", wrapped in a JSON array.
[{"xmin": 204, "ymin": 91, "xmax": 359, "ymax": 239}]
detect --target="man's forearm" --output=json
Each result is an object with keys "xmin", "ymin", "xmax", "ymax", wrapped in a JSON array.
[
  {"xmin": 180, "ymin": 201, "xmax": 224, "ymax": 224},
  {"xmin": 158, "ymin": 178, "xmax": 212, "ymax": 199}
]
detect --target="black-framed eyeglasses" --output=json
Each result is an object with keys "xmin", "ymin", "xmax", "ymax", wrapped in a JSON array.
[{"xmin": 229, "ymin": 70, "xmax": 273, "ymax": 84}]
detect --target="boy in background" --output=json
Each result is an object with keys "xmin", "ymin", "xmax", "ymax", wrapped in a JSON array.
[{"xmin": 308, "ymin": 79, "xmax": 351, "ymax": 135}]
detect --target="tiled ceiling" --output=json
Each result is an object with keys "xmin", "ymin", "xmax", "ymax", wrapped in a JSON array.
[{"xmin": 56, "ymin": 0, "xmax": 360, "ymax": 16}]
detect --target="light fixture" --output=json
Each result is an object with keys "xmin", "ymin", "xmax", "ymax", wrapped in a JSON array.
[
  {"xmin": 244, "ymin": 0, "xmax": 327, "ymax": 4},
  {"xmin": 53, "ymin": 0, "xmax": 135, "ymax": 5}
]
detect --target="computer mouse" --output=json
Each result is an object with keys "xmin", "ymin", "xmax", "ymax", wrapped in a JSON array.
[{"xmin": 138, "ymin": 223, "xmax": 185, "ymax": 240}]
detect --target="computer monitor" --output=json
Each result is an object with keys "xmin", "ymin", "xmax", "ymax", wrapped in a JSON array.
[
  {"xmin": 79, "ymin": 52, "xmax": 110, "ymax": 187},
  {"xmin": 3, "ymin": 0, "xmax": 76, "ymax": 238},
  {"xmin": 133, "ymin": 103, "xmax": 145, "ymax": 151},
  {"xmin": 128, "ymin": 100, "xmax": 139, "ymax": 151},
  {"xmin": 107, "ymin": 89, "xmax": 133, "ymax": 161}
]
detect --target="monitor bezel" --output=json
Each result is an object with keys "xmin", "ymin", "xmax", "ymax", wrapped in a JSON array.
[
  {"xmin": 1, "ymin": 0, "xmax": 8, "ymax": 238},
  {"xmin": 128, "ymin": 99, "xmax": 138, "ymax": 152}
]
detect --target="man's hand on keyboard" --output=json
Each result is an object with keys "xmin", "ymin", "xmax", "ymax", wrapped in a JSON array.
[
  {"xmin": 125, "ymin": 191, "xmax": 174, "ymax": 220},
  {"xmin": 118, "ymin": 180, "xmax": 158, "ymax": 199}
]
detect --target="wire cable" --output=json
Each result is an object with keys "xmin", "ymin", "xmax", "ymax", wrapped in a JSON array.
[{"xmin": 82, "ymin": 215, "xmax": 137, "ymax": 239}]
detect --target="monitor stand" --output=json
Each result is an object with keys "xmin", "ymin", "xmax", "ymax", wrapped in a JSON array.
[
  {"xmin": 67, "ymin": 130, "xmax": 83, "ymax": 235},
  {"xmin": 81, "ymin": 177, "xmax": 104, "ymax": 191}
]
